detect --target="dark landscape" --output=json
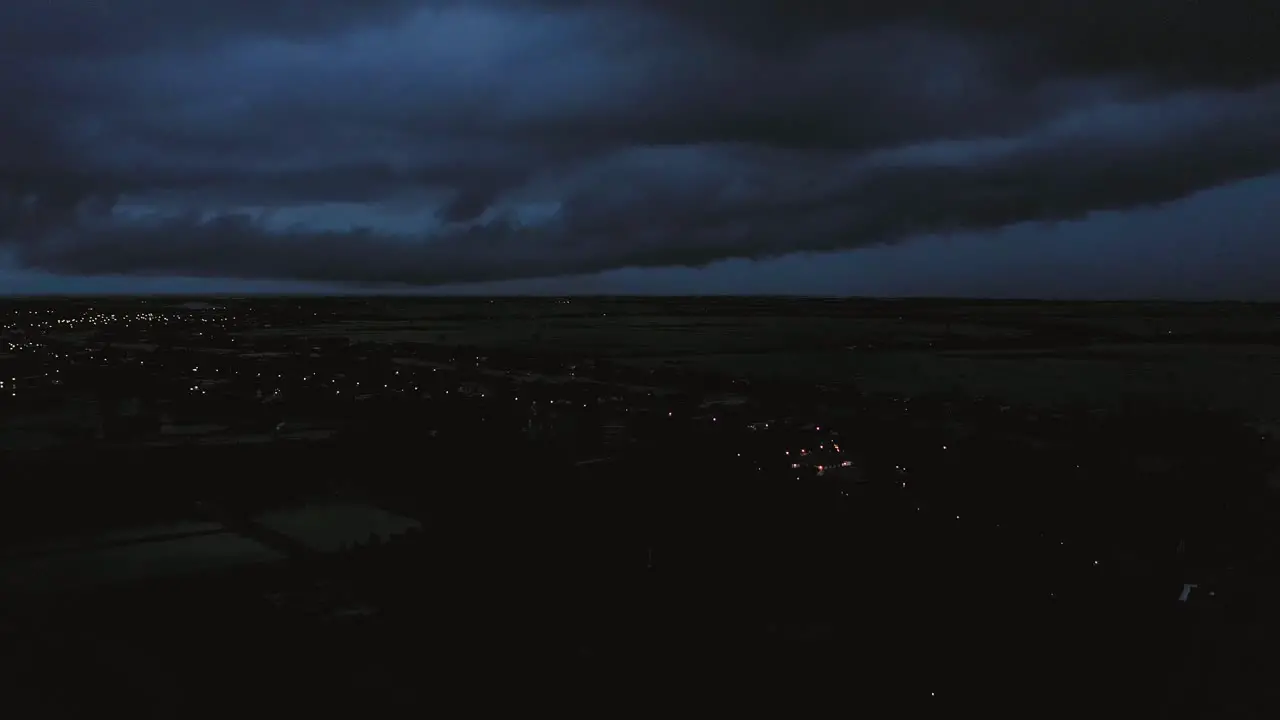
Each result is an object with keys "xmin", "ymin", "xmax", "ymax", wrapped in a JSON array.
[
  {"xmin": 7, "ymin": 0, "xmax": 1280, "ymax": 716},
  {"xmin": 2, "ymin": 295, "xmax": 1278, "ymax": 717}
]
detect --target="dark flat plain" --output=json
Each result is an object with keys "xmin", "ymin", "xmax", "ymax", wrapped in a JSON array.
[
  {"xmin": 2, "ymin": 295, "xmax": 1278, "ymax": 717},
  {"xmin": 203, "ymin": 295, "xmax": 1280, "ymax": 423}
]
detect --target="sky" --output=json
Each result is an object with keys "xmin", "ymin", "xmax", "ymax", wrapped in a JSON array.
[{"xmin": 2, "ymin": 1, "xmax": 1279, "ymax": 298}]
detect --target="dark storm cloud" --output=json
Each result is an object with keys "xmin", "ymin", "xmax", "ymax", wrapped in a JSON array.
[
  {"xmin": 549, "ymin": 0, "xmax": 1280, "ymax": 88},
  {"xmin": 0, "ymin": 0, "xmax": 425, "ymax": 177},
  {"xmin": 3, "ymin": 1, "xmax": 1280, "ymax": 286},
  {"xmin": 0, "ymin": 1, "xmax": 425, "ymax": 57}
]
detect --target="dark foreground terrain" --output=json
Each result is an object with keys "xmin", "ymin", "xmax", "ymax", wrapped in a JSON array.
[{"xmin": 2, "ymin": 296, "xmax": 1278, "ymax": 717}]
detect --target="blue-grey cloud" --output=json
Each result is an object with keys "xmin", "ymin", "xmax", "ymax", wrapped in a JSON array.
[{"xmin": 3, "ymin": 1, "xmax": 1280, "ymax": 289}]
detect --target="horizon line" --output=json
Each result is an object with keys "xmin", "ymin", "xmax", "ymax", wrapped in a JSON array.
[{"xmin": 0, "ymin": 292, "xmax": 1274, "ymax": 305}]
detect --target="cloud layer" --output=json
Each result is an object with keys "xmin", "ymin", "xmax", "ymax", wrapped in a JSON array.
[{"xmin": 3, "ymin": 1, "xmax": 1279, "ymax": 287}]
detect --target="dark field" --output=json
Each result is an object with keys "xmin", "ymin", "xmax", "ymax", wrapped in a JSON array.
[
  {"xmin": 3, "ymin": 295, "xmax": 1278, "ymax": 716},
  {"xmin": 229, "ymin": 296, "xmax": 1280, "ymax": 423}
]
